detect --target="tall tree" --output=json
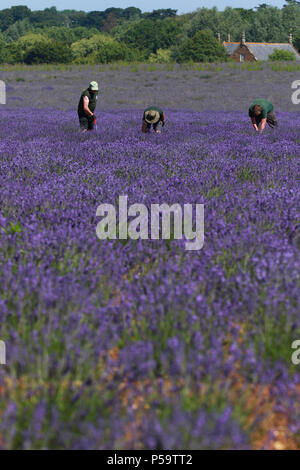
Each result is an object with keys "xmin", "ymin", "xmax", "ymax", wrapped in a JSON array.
[
  {"xmin": 247, "ymin": 6, "xmax": 286, "ymax": 41},
  {"xmin": 121, "ymin": 7, "xmax": 142, "ymax": 20},
  {"xmin": 117, "ymin": 18, "xmax": 180, "ymax": 56},
  {"xmin": 0, "ymin": 9, "xmax": 15, "ymax": 31},
  {"xmin": 81, "ymin": 11, "xmax": 104, "ymax": 30},
  {"xmin": 176, "ymin": 29, "xmax": 228, "ymax": 62},
  {"xmin": 11, "ymin": 6, "xmax": 31, "ymax": 22},
  {"xmin": 282, "ymin": 2, "xmax": 300, "ymax": 34},
  {"xmin": 183, "ymin": 7, "xmax": 221, "ymax": 38},
  {"xmin": 101, "ymin": 12, "xmax": 119, "ymax": 33},
  {"xmin": 144, "ymin": 9, "xmax": 177, "ymax": 20}
]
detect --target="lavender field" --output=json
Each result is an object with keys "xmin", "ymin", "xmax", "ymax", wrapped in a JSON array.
[{"xmin": 0, "ymin": 64, "xmax": 300, "ymax": 450}]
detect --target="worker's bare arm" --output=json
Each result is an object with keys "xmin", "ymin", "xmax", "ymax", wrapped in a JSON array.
[
  {"xmin": 259, "ymin": 118, "xmax": 267, "ymax": 133},
  {"xmin": 83, "ymin": 96, "xmax": 94, "ymax": 117},
  {"xmin": 251, "ymin": 116, "xmax": 258, "ymax": 131},
  {"xmin": 154, "ymin": 113, "xmax": 165, "ymax": 133}
]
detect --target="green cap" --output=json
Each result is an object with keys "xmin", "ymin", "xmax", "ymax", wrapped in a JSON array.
[{"xmin": 89, "ymin": 81, "xmax": 99, "ymax": 91}]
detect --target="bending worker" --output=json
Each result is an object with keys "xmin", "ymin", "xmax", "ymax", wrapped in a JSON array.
[
  {"xmin": 142, "ymin": 106, "xmax": 165, "ymax": 133},
  {"xmin": 77, "ymin": 81, "xmax": 99, "ymax": 132},
  {"xmin": 248, "ymin": 98, "xmax": 277, "ymax": 133}
]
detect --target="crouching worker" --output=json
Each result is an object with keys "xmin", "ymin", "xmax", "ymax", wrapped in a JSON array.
[
  {"xmin": 78, "ymin": 81, "xmax": 99, "ymax": 132},
  {"xmin": 248, "ymin": 98, "xmax": 277, "ymax": 134},
  {"xmin": 142, "ymin": 106, "xmax": 165, "ymax": 133}
]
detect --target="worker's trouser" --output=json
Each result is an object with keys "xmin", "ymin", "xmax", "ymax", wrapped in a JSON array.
[
  {"xmin": 78, "ymin": 114, "xmax": 95, "ymax": 131},
  {"xmin": 255, "ymin": 111, "xmax": 278, "ymax": 129},
  {"xmin": 142, "ymin": 120, "xmax": 163, "ymax": 133}
]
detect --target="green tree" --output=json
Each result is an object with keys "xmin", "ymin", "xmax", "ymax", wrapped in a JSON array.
[
  {"xmin": 182, "ymin": 7, "xmax": 221, "ymax": 38},
  {"xmin": 103, "ymin": 8, "xmax": 124, "ymax": 18},
  {"xmin": 284, "ymin": 1, "xmax": 300, "ymax": 5},
  {"xmin": 4, "ymin": 42, "xmax": 24, "ymax": 63},
  {"xmin": 4, "ymin": 18, "xmax": 32, "ymax": 42},
  {"xmin": 24, "ymin": 40, "xmax": 71, "ymax": 64},
  {"xmin": 121, "ymin": 7, "xmax": 142, "ymax": 20},
  {"xmin": 29, "ymin": 7, "xmax": 64, "ymax": 27},
  {"xmin": 219, "ymin": 7, "xmax": 249, "ymax": 42},
  {"xmin": 234, "ymin": 8, "xmax": 255, "ymax": 23},
  {"xmin": 268, "ymin": 48, "xmax": 296, "ymax": 60},
  {"xmin": 96, "ymin": 40, "xmax": 133, "ymax": 62},
  {"xmin": 62, "ymin": 10, "xmax": 87, "ymax": 27},
  {"xmin": 143, "ymin": 9, "xmax": 177, "ymax": 20},
  {"xmin": 282, "ymin": 2, "xmax": 300, "ymax": 35},
  {"xmin": 0, "ymin": 33, "xmax": 5, "ymax": 62},
  {"xmin": 176, "ymin": 29, "xmax": 228, "ymax": 63},
  {"xmin": 6, "ymin": 32, "xmax": 49, "ymax": 63},
  {"xmin": 0, "ymin": 9, "xmax": 15, "ymax": 31},
  {"xmin": 11, "ymin": 6, "xmax": 31, "ymax": 22},
  {"xmin": 71, "ymin": 33, "xmax": 135, "ymax": 63},
  {"xmin": 101, "ymin": 12, "xmax": 120, "ymax": 33},
  {"xmin": 246, "ymin": 6, "xmax": 286, "ymax": 42},
  {"xmin": 81, "ymin": 11, "xmax": 105, "ymax": 30},
  {"xmin": 149, "ymin": 48, "xmax": 173, "ymax": 63},
  {"xmin": 117, "ymin": 18, "xmax": 180, "ymax": 56},
  {"xmin": 16, "ymin": 32, "xmax": 49, "ymax": 51},
  {"xmin": 41, "ymin": 26, "xmax": 98, "ymax": 45},
  {"xmin": 294, "ymin": 30, "xmax": 300, "ymax": 51}
]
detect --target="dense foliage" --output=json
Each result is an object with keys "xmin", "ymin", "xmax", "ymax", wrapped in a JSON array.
[
  {"xmin": 268, "ymin": 48, "xmax": 297, "ymax": 61},
  {"xmin": 0, "ymin": 3, "xmax": 299, "ymax": 64},
  {"xmin": 115, "ymin": 18, "xmax": 181, "ymax": 57},
  {"xmin": 24, "ymin": 40, "xmax": 71, "ymax": 64},
  {"xmin": 70, "ymin": 34, "xmax": 137, "ymax": 64},
  {"xmin": 175, "ymin": 30, "xmax": 228, "ymax": 63}
]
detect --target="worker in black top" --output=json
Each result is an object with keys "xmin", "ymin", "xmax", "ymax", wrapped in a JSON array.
[
  {"xmin": 142, "ymin": 106, "xmax": 165, "ymax": 133},
  {"xmin": 77, "ymin": 81, "xmax": 99, "ymax": 132}
]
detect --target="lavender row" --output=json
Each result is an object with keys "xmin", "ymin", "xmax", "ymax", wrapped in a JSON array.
[{"xmin": 0, "ymin": 108, "xmax": 299, "ymax": 449}]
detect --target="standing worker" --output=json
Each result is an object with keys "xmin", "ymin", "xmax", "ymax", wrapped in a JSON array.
[
  {"xmin": 248, "ymin": 98, "xmax": 277, "ymax": 134},
  {"xmin": 142, "ymin": 106, "xmax": 165, "ymax": 133},
  {"xmin": 78, "ymin": 81, "xmax": 99, "ymax": 132}
]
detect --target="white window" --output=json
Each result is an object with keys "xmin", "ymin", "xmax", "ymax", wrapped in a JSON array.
[{"xmin": 240, "ymin": 54, "xmax": 246, "ymax": 62}]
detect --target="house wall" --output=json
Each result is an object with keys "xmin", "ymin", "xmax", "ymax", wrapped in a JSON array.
[
  {"xmin": 291, "ymin": 44, "xmax": 300, "ymax": 59},
  {"xmin": 230, "ymin": 44, "xmax": 256, "ymax": 62}
]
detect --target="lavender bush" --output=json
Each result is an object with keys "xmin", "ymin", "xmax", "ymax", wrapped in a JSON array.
[{"xmin": 0, "ymin": 66, "xmax": 299, "ymax": 449}]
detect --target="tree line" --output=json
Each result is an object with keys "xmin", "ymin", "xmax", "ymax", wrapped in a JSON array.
[{"xmin": 0, "ymin": 2, "xmax": 299, "ymax": 64}]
